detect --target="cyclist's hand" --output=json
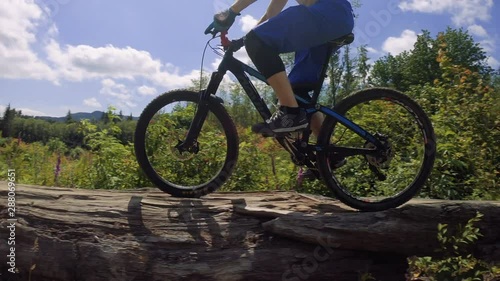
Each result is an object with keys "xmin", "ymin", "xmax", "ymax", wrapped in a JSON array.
[{"xmin": 204, "ymin": 8, "xmax": 240, "ymax": 36}]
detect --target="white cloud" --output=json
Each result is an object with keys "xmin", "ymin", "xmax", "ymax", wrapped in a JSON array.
[
  {"xmin": 99, "ymin": 79, "xmax": 136, "ymax": 108},
  {"xmin": 0, "ymin": 104, "xmax": 45, "ymax": 116},
  {"xmin": 211, "ymin": 57, "xmax": 223, "ymax": 71},
  {"xmin": 239, "ymin": 15, "xmax": 258, "ymax": 33},
  {"xmin": 137, "ymin": 85, "xmax": 157, "ymax": 96},
  {"xmin": 46, "ymin": 40, "xmax": 163, "ymax": 82},
  {"xmin": 366, "ymin": 47, "xmax": 380, "ymax": 55},
  {"xmin": 39, "ymin": 23, "xmax": 210, "ymax": 89},
  {"xmin": 150, "ymin": 68, "xmax": 200, "ymax": 89},
  {"xmin": 18, "ymin": 107, "xmax": 47, "ymax": 117},
  {"xmin": 43, "ymin": 38, "xmax": 203, "ymax": 89},
  {"xmin": 382, "ymin": 30, "xmax": 418, "ymax": 55},
  {"xmin": 46, "ymin": 23, "xmax": 59, "ymax": 38},
  {"xmin": 235, "ymin": 49, "xmax": 252, "ymax": 65},
  {"xmin": 487, "ymin": 57, "xmax": 500, "ymax": 69},
  {"xmin": 468, "ymin": 24, "xmax": 488, "ymax": 37},
  {"xmin": 399, "ymin": 0, "xmax": 493, "ymax": 26},
  {"xmin": 479, "ymin": 39, "xmax": 496, "ymax": 54},
  {"xmin": 83, "ymin": 97, "xmax": 102, "ymax": 108},
  {"xmin": 0, "ymin": 0, "xmax": 56, "ymax": 82},
  {"xmin": 0, "ymin": 0, "xmax": 209, "ymax": 92}
]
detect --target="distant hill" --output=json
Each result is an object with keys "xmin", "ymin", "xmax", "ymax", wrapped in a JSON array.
[{"xmin": 35, "ymin": 111, "xmax": 138, "ymax": 122}]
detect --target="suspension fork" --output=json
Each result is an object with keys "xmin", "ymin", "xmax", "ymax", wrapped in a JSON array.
[{"xmin": 178, "ymin": 71, "xmax": 224, "ymax": 152}]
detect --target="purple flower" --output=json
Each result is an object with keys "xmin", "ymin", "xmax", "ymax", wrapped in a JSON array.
[{"xmin": 54, "ymin": 154, "xmax": 62, "ymax": 183}]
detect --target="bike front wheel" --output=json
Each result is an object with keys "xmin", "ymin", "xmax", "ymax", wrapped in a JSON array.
[
  {"xmin": 134, "ymin": 90, "xmax": 239, "ymax": 197},
  {"xmin": 317, "ymin": 88, "xmax": 436, "ymax": 211}
]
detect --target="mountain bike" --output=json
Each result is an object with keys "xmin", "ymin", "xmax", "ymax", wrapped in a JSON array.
[{"xmin": 134, "ymin": 32, "xmax": 436, "ymax": 212}]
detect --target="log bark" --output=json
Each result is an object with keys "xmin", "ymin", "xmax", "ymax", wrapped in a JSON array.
[{"xmin": 0, "ymin": 182, "xmax": 499, "ymax": 281}]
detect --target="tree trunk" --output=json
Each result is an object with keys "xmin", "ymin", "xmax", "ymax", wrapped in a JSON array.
[{"xmin": 1, "ymin": 182, "xmax": 499, "ymax": 281}]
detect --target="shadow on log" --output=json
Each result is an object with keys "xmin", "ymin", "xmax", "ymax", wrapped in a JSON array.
[{"xmin": 0, "ymin": 182, "xmax": 499, "ymax": 281}]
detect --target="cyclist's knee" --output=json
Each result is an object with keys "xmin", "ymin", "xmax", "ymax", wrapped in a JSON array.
[{"xmin": 245, "ymin": 30, "xmax": 285, "ymax": 79}]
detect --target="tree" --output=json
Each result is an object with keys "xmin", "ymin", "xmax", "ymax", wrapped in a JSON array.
[
  {"xmin": 370, "ymin": 28, "xmax": 493, "ymax": 91},
  {"xmin": 338, "ymin": 44, "xmax": 357, "ymax": 99},
  {"xmin": 404, "ymin": 30, "xmax": 441, "ymax": 88},
  {"xmin": 100, "ymin": 111, "xmax": 109, "ymax": 124},
  {"xmin": 370, "ymin": 52, "xmax": 409, "ymax": 91},
  {"xmin": 440, "ymin": 27, "xmax": 492, "ymax": 77},
  {"xmin": 1, "ymin": 104, "xmax": 17, "ymax": 138},
  {"xmin": 351, "ymin": 0, "xmax": 361, "ymax": 8},
  {"xmin": 357, "ymin": 45, "xmax": 371, "ymax": 88},
  {"xmin": 188, "ymin": 73, "xmax": 210, "ymax": 92},
  {"xmin": 407, "ymin": 35, "xmax": 500, "ymax": 200},
  {"xmin": 326, "ymin": 50, "xmax": 343, "ymax": 107},
  {"xmin": 65, "ymin": 110, "xmax": 74, "ymax": 124},
  {"xmin": 226, "ymin": 82, "xmax": 259, "ymax": 127}
]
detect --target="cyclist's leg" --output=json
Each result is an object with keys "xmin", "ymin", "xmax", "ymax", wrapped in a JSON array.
[
  {"xmin": 289, "ymin": 45, "xmax": 331, "ymax": 136},
  {"xmin": 282, "ymin": 2, "xmax": 353, "ymax": 136},
  {"xmin": 251, "ymin": 1, "xmax": 354, "ymax": 53},
  {"xmin": 289, "ymin": 45, "xmax": 330, "ymax": 86},
  {"xmin": 246, "ymin": 30, "xmax": 306, "ymax": 133},
  {"xmin": 245, "ymin": 1, "xmax": 353, "ymax": 133}
]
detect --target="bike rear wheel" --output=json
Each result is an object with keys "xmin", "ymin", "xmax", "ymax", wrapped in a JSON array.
[
  {"xmin": 134, "ymin": 90, "xmax": 239, "ymax": 197},
  {"xmin": 317, "ymin": 88, "xmax": 436, "ymax": 211}
]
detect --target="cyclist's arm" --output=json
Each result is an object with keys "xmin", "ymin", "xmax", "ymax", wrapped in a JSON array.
[
  {"xmin": 230, "ymin": 0, "xmax": 289, "ymax": 26},
  {"xmin": 256, "ymin": 0, "xmax": 288, "ymax": 25},
  {"xmin": 231, "ymin": 0, "xmax": 257, "ymax": 13}
]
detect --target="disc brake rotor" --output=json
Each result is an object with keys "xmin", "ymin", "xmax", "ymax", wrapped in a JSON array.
[
  {"xmin": 365, "ymin": 134, "xmax": 394, "ymax": 169},
  {"xmin": 171, "ymin": 140, "xmax": 199, "ymax": 161}
]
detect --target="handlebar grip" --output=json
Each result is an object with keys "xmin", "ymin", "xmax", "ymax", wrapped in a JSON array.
[{"xmin": 204, "ymin": 23, "xmax": 215, "ymax": 35}]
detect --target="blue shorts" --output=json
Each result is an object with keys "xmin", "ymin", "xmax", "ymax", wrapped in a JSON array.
[{"xmin": 252, "ymin": 0, "xmax": 354, "ymax": 85}]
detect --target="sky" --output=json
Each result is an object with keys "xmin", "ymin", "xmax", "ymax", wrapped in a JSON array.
[{"xmin": 0, "ymin": 0, "xmax": 498, "ymax": 117}]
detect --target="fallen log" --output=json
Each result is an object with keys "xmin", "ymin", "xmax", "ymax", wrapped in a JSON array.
[{"xmin": 0, "ymin": 182, "xmax": 498, "ymax": 281}]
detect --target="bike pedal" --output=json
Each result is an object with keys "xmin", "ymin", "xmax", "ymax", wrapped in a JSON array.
[
  {"xmin": 300, "ymin": 169, "xmax": 319, "ymax": 181},
  {"xmin": 297, "ymin": 167, "xmax": 318, "ymax": 186}
]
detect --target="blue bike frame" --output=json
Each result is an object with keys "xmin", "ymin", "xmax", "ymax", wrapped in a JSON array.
[{"xmin": 179, "ymin": 38, "xmax": 383, "ymax": 159}]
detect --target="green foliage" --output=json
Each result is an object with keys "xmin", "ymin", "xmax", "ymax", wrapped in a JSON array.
[
  {"xmin": 338, "ymin": 44, "xmax": 357, "ymax": 100},
  {"xmin": 326, "ymin": 49, "xmax": 343, "ymax": 107},
  {"xmin": 0, "ymin": 107, "xmax": 146, "ymax": 190},
  {"xmin": 407, "ymin": 34, "xmax": 499, "ymax": 200},
  {"xmin": 0, "ymin": 25, "xmax": 498, "ymax": 202},
  {"xmin": 1, "ymin": 104, "xmax": 19, "ymax": 138},
  {"xmin": 370, "ymin": 51, "xmax": 410, "ymax": 91},
  {"xmin": 357, "ymin": 45, "xmax": 371, "ymax": 87},
  {"xmin": 223, "ymin": 127, "xmax": 297, "ymax": 192},
  {"xmin": 65, "ymin": 110, "xmax": 75, "ymax": 124},
  {"xmin": 370, "ymin": 28, "xmax": 491, "ymax": 92},
  {"xmin": 408, "ymin": 212, "xmax": 500, "ymax": 281},
  {"xmin": 80, "ymin": 108, "xmax": 141, "ymax": 189}
]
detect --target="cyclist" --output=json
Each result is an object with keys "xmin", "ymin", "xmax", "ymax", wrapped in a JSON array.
[{"xmin": 206, "ymin": 0, "xmax": 354, "ymax": 136}]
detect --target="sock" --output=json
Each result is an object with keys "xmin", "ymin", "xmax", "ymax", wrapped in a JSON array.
[{"xmin": 282, "ymin": 106, "xmax": 300, "ymax": 114}]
